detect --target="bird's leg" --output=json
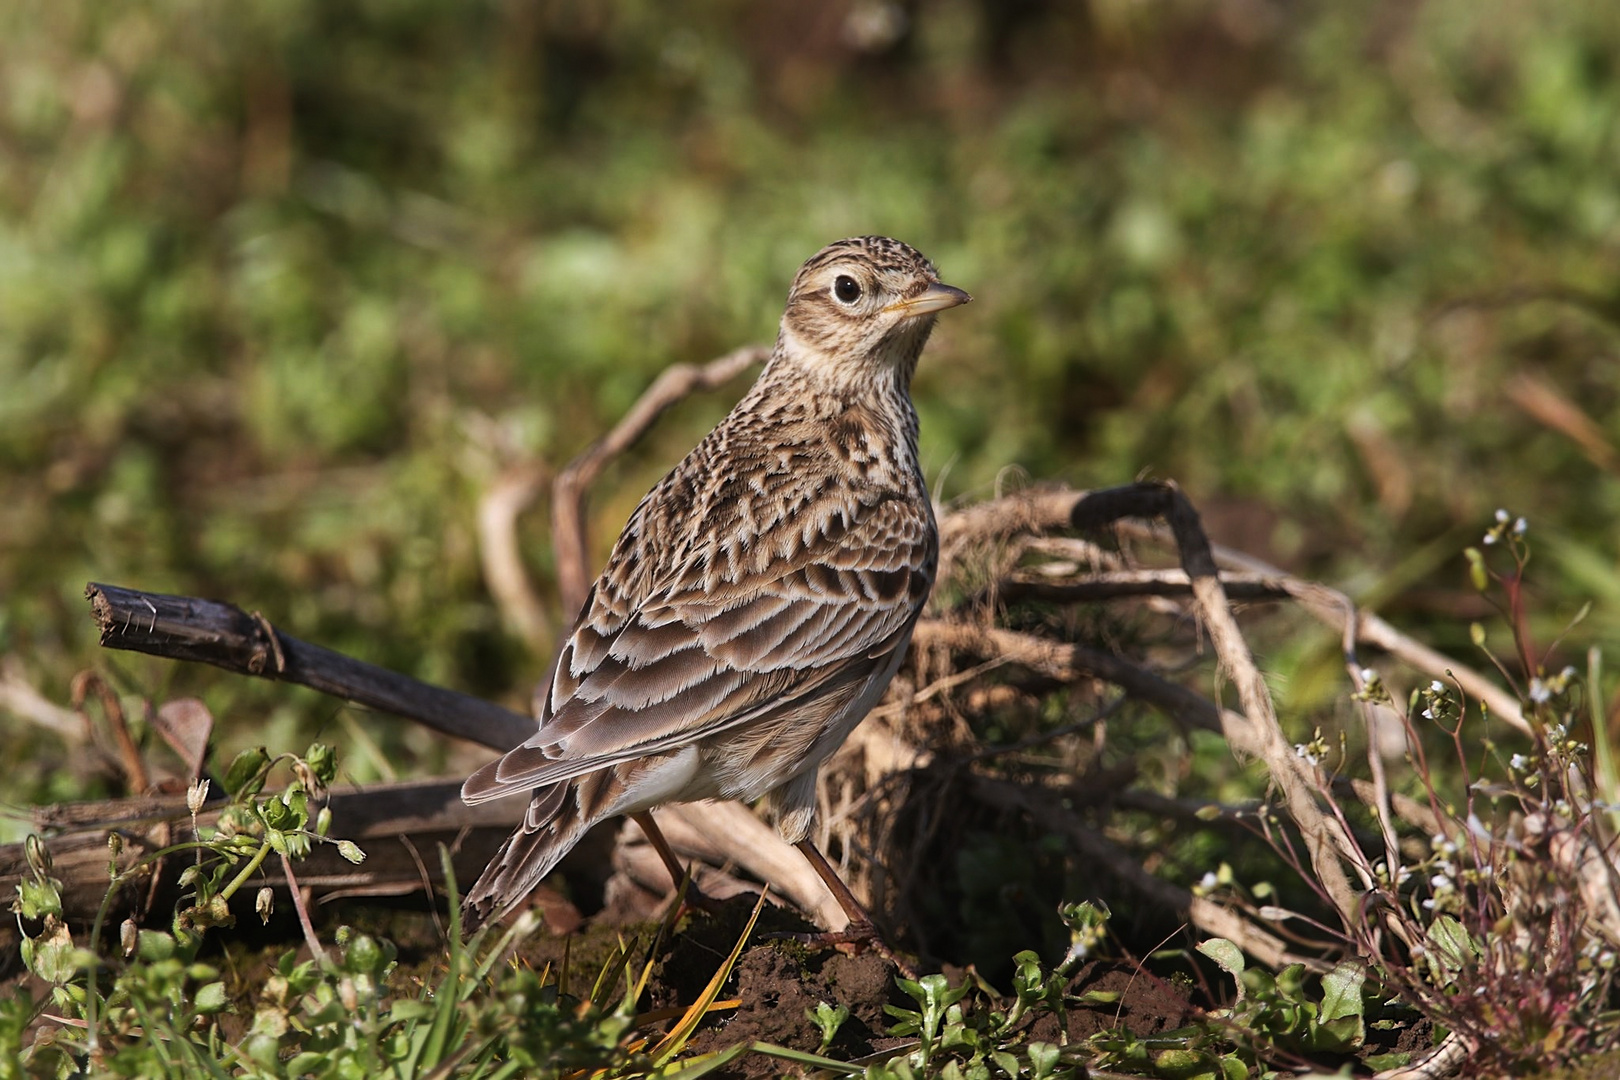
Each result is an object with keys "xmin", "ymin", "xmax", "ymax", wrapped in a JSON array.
[
  {"xmin": 786, "ymin": 839, "xmax": 917, "ymax": 979},
  {"xmin": 630, "ymin": 811, "xmax": 722, "ymax": 914}
]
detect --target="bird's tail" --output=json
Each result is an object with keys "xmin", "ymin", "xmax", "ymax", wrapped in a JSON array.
[{"xmin": 461, "ymin": 780, "xmax": 596, "ymax": 931}]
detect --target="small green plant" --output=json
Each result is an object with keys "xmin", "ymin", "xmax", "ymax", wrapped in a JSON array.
[
  {"xmin": 827, "ymin": 902, "xmax": 1110, "ymax": 1079},
  {"xmin": 6, "ymin": 748, "xmax": 779, "ymax": 1080},
  {"xmin": 807, "ymin": 1000, "xmax": 851, "ymax": 1055},
  {"xmin": 871, "ymin": 970, "xmax": 1074, "ymax": 1080},
  {"xmin": 10, "ymin": 742, "xmax": 369, "ymax": 1073},
  {"xmin": 1249, "ymin": 514, "xmax": 1620, "ymax": 1073}
]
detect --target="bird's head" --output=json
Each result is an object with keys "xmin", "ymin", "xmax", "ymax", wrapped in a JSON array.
[{"xmin": 777, "ymin": 236, "xmax": 971, "ymax": 391}]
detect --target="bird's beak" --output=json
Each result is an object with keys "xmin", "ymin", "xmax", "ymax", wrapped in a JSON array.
[{"xmin": 885, "ymin": 282, "xmax": 973, "ymax": 318}]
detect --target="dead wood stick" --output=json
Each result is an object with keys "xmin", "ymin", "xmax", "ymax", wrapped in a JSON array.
[
  {"xmin": 85, "ymin": 583, "xmax": 534, "ymax": 753},
  {"xmin": 654, "ymin": 803, "xmax": 847, "ymax": 929},
  {"xmin": 941, "ymin": 484, "xmax": 1527, "ymax": 733},
  {"xmin": 2, "ymin": 778, "xmax": 524, "ymax": 926},
  {"xmin": 477, "ymin": 463, "xmax": 553, "ymax": 653},
  {"xmin": 1, "ymin": 657, "xmax": 85, "ymax": 740},
  {"xmin": 1146, "ymin": 482, "xmax": 1361, "ymax": 921}
]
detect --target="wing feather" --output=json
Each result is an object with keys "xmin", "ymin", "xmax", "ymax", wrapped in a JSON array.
[{"xmin": 464, "ymin": 485, "xmax": 935, "ymax": 803}]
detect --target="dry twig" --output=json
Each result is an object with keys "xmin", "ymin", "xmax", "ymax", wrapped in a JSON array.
[
  {"xmin": 476, "ymin": 463, "xmax": 553, "ymax": 652},
  {"xmin": 85, "ymin": 582, "xmax": 535, "ymax": 752}
]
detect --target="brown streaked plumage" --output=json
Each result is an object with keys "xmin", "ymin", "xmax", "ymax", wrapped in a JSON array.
[{"xmin": 461, "ymin": 236, "xmax": 970, "ymax": 936}]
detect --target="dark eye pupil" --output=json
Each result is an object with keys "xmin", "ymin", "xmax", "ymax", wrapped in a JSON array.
[{"xmin": 833, "ymin": 275, "xmax": 861, "ymax": 303}]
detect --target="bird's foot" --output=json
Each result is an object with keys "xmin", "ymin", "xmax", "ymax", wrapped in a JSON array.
[{"xmin": 766, "ymin": 921, "xmax": 917, "ymax": 980}]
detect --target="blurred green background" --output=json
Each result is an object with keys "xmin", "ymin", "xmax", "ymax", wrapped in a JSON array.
[{"xmin": 2, "ymin": 0, "xmax": 1618, "ymax": 812}]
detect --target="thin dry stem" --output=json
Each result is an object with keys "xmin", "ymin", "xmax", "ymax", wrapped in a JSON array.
[{"xmin": 476, "ymin": 463, "xmax": 553, "ymax": 652}]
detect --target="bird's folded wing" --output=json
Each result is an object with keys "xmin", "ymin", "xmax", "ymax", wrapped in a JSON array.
[{"xmin": 462, "ymin": 494, "xmax": 934, "ymax": 803}]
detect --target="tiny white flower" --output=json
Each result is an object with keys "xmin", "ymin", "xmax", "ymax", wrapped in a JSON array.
[
  {"xmin": 1510, "ymin": 753, "xmax": 1528, "ymax": 771},
  {"xmin": 1513, "ymin": 517, "xmax": 1526, "ymax": 534},
  {"xmin": 1483, "ymin": 533, "xmax": 1497, "ymax": 545},
  {"xmin": 1431, "ymin": 873, "xmax": 1453, "ymax": 891},
  {"xmin": 1360, "ymin": 667, "xmax": 1377, "ymax": 683},
  {"xmin": 1200, "ymin": 871, "xmax": 1219, "ymax": 890},
  {"xmin": 1430, "ymin": 680, "xmax": 1445, "ymax": 693},
  {"xmin": 1495, "ymin": 508, "xmax": 1510, "ymax": 523},
  {"xmin": 1421, "ymin": 708, "xmax": 1434, "ymax": 720},
  {"xmin": 1529, "ymin": 678, "xmax": 1551, "ymax": 704},
  {"xmin": 1561, "ymin": 665, "xmax": 1577, "ymax": 680}
]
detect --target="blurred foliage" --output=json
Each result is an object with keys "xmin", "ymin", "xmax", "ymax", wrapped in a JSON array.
[{"xmin": 2, "ymin": 0, "xmax": 1619, "ymax": 811}]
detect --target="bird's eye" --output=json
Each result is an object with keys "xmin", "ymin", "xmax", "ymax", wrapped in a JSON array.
[{"xmin": 832, "ymin": 275, "xmax": 862, "ymax": 304}]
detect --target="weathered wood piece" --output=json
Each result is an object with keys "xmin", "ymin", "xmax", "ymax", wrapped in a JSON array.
[
  {"xmin": 1, "ymin": 779, "xmax": 525, "ymax": 931},
  {"xmin": 85, "ymin": 582, "xmax": 534, "ymax": 753}
]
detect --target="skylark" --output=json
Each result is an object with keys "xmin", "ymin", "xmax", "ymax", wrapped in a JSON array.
[{"xmin": 462, "ymin": 236, "xmax": 970, "ymax": 951}]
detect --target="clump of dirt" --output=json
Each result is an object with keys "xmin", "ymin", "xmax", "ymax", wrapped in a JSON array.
[
  {"xmin": 681, "ymin": 947, "xmax": 906, "ymax": 1073},
  {"xmin": 1047, "ymin": 960, "xmax": 1198, "ymax": 1043}
]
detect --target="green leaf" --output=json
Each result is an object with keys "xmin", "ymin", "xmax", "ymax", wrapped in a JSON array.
[
  {"xmin": 305, "ymin": 742, "xmax": 338, "ymax": 784},
  {"xmin": 21, "ymin": 924, "xmax": 80, "ymax": 985},
  {"xmin": 262, "ymin": 795, "xmax": 297, "ymax": 831},
  {"xmin": 807, "ymin": 1000, "xmax": 849, "ymax": 1052},
  {"xmin": 1364, "ymin": 1051, "xmax": 1413, "ymax": 1070},
  {"xmin": 387, "ymin": 999, "xmax": 435, "ymax": 1023},
  {"xmin": 1026, "ymin": 1041, "xmax": 1061, "ymax": 1078},
  {"xmin": 195, "ymin": 981, "xmax": 229, "ymax": 1014},
  {"xmin": 991, "ymin": 1049, "xmax": 1021, "ymax": 1075},
  {"xmin": 1311, "ymin": 1014, "xmax": 1365, "ymax": 1054},
  {"xmin": 1427, "ymin": 915, "xmax": 1480, "ymax": 976},
  {"xmin": 1318, "ymin": 961, "xmax": 1365, "ymax": 1025},
  {"xmin": 285, "ymin": 1052, "xmax": 326, "ymax": 1075},
  {"xmin": 1077, "ymin": 989, "xmax": 1122, "ymax": 1006},
  {"xmin": 137, "ymin": 929, "xmax": 177, "ymax": 962},
  {"xmin": 1197, "ymin": 938, "xmax": 1246, "ymax": 989},
  {"xmin": 653, "ymin": 1042, "xmax": 757, "ymax": 1078},
  {"xmin": 224, "ymin": 747, "xmax": 271, "ymax": 800},
  {"xmin": 1273, "ymin": 963, "xmax": 1307, "ymax": 1002},
  {"xmin": 14, "ymin": 876, "xmax": 62, "ymax": 921}
]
